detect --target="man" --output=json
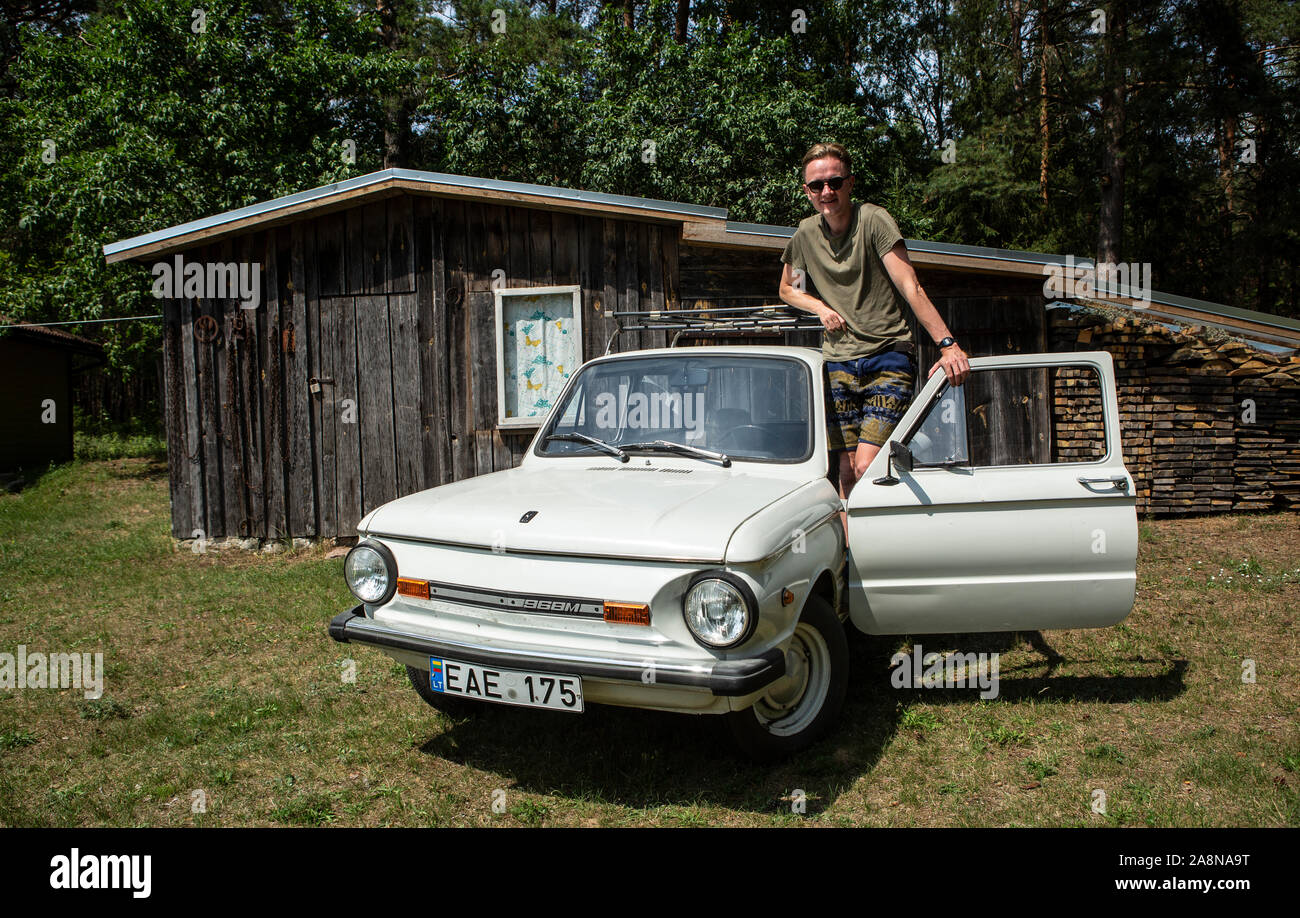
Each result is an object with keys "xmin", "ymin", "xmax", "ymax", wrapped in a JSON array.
[{"xmin": 778, "ymin": 142, "xmax": 970, "ymax": 505}]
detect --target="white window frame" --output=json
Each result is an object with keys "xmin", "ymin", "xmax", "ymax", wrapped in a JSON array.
[{"xmin": 494, "ymin": 285, "xmax": 583, "ymax": 429}]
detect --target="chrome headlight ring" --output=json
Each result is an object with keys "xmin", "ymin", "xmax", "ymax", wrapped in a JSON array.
[
  {"xmin": 682, "ymin": 571, "xmax": 758, "ymax": 649},
  {"xmin": 344, "ymin": 540, "xmax": 398, "ymax": 606}
]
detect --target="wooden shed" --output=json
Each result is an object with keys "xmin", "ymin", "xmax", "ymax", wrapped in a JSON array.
[
  {"xmin": 104, "ymin": 169, "xmax": 1300, "ymax": 538},
  {"xmin": 0, "ymin": 317, "xmax": 102, "ymax": 474}
]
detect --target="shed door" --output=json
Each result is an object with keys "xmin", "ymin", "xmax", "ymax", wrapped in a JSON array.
[{"xmin": 846, "ymin": 352, "xmax": 1137, "ymax": 635}]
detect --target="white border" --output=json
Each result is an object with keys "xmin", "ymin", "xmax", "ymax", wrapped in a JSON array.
[{"xmin": 494, "ymin": 285, "xmax": 583, "ymax": 429}]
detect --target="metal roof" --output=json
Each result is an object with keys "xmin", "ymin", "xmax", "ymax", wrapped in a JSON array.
[
  {"xmin": 723, "ymin": 221, "xmax": 1082, "ymax": 268},
  {"xmin": 0, "ymin": 315, "xmax": 103, "ymax": 353},
  {"xmin": 102, "ymin": 169, "xmax": 1300, "ymax": 346},
  {"xmin": 103, "ymin": 168, "xmax": 727, "ymax": 259}
]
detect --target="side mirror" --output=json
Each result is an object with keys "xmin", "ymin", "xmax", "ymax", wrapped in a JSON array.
[
  {"xmin": 872, "ymin": 439, "xmax": 913, "ymax": 486},
  {"xmin": 890, "ymin": 439, "xmax": 914, "ymax": 473}
]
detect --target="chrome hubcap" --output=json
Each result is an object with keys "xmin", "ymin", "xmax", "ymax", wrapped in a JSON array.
[{"xmin": 753, "ymin": 623, "xmax": 831, "ymax": 737}]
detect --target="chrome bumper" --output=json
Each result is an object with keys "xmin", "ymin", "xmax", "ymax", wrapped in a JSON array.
[{"xmin": 329, "ymin": 605, "xmax": 785, "ymax": 697}]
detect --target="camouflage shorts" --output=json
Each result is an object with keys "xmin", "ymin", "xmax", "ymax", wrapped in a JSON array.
[{"xmin": 825, "ymin": 350, "xmax": 916, "ymax": 451}]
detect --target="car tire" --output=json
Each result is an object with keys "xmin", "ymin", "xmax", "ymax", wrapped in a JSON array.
[
  {"xmin": 724, "ymin": 595, "xmax": 848, "ymax": 762},
  {"xmin": 406, "ymin": 664, "xmax": 477, "ymax": 718}
]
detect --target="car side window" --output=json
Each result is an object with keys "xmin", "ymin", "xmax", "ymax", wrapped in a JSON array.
[
  {"xmin": 904, "ymin": 364, "xmax": 1109, "ymax": 468},
  {"xmin": 907, "ymin": 386, "xmax": 969, "ymax": 466}
]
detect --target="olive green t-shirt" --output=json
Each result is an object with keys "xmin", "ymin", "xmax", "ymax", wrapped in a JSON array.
[{"xmin": 781, "ymin": 202, "xmax": 914, "ymax": 361}]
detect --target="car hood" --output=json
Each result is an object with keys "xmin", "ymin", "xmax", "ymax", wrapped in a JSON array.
[{"xmin": 362, "ymin": 464, "xmax": 805, "ymax": 563}]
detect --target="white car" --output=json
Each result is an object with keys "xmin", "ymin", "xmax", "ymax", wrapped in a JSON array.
[{"xmin": 329, "ymin": 345, "xmax": 1137, "ymax": 759}]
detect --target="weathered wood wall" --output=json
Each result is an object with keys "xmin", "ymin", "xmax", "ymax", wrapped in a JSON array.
[
  {"xmin": 678, "ymin": 243, "xmax": 1049, "ymax": 362},
  {"xmin": 166, "ymin": 192, "xmax": 1299, "ymax": 540},
  {"xmin": 160, "ymin": 195, "xmax": 678, "ymax": 540}
]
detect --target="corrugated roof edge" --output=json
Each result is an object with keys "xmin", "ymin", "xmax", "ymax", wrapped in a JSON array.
[
  {"xmin": 723, "ymin": 221, "xmax": 1117, "ymax": 268},
  {"xmin": 719, "ymin": 221, "xmax": 1299, "ymax": 336},
  {"xmin": 0, "ymin": 315, "xmax": 103, "ymax": 351},
  {"xmin": 101, "ymin": 172, "xmax": 1298, "ymax": 340},
  {"xmin": 103, "ymin": 168, "xmax": 728, "ymax": 257}
]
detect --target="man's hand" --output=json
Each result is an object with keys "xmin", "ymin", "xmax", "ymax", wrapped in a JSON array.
[
  {"xmin": 929, "ymin": 342, "xmax": 970, "ymax": 386},
  {"xmin": 817, "ymin": 304, "xmax": 846, "ymax": 333},
  {"xmin": 779, "ymin": 262, "xmax": 847, "ymax": 332}
]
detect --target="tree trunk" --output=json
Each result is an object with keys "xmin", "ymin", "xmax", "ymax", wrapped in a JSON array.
[
  {"xmin": 1038, "ymin": 2, "xmax": 1050, "ymax": 205},
  {"xmin": 1220, "ymin": 109, "xmax": 1238, "ymax": 219},
  {"xmin": 675, "ymin": 0, "xmax": 689, "ymax": 42},
  {"xmin": 1012, "ymin": 0, "xmax": 1023, "ymax": 94},
  {"xmin": 1096, "ymin": 0, "xmax": 1127, "ymax": 267},
  {"xmin": 377, "ymin": 0, "xmax": 408, "ymax": 169},
  {"xmin": 624, "ymin": 0, "xmax": 634, "ymax": 28}
]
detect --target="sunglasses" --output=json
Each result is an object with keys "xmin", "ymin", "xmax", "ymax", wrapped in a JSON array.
[{"xmin": 805, "ymin": 176, "xmax": 847, "ymax": 193}]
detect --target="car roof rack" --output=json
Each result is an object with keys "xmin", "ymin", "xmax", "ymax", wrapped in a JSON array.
[{"xmin": 605, "ymin": 305, "xmax": 822, "ymax": 352}]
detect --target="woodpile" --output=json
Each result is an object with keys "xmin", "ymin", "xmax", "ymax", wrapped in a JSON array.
[{"xmin": 1050, "ymin": 310, "xmax": 1300, "ymax": 514}]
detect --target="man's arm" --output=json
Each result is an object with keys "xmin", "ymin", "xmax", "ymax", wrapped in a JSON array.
[
  {"xmin": 881, "ymin": 242, "xmax": 971, "ymax": 386},
  {"xmin": 779, "ymin": 262, "xmax": 845, "ymax": 333}
]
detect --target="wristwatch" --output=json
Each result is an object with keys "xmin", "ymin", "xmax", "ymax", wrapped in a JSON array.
[{"xmin": 937, "ymin": 336, "xmax": 956, "ymax": 349}]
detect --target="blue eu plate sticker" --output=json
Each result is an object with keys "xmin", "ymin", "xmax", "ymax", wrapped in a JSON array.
[{"xmin": 429, "ymin": 658, "xmax": 445, "ymax": 692}]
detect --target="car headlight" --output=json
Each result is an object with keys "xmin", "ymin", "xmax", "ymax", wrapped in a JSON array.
[
  {"xmin": 683, "ymin": 572, "xmax": 756, "ymax": 648},
  {"xmin": 344, "ymin": 541, "xmax": 398, "ymax": 605}
]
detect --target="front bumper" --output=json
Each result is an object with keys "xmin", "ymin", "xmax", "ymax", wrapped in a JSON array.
[{"xmin": 329, "ymin": 605, "xmax": 785, "ymax": 697}]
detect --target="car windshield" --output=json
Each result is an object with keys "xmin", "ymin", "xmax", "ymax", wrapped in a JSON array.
[{"xmin": 538, "ymin": 354, "xmax": 813, "ymax": 463}]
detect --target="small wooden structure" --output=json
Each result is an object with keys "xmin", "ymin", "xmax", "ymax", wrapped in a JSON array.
[
  {"xmin": 103, "ymin": 169, "xmax": 1300, "ymax": 538},
  {"xmin": 0, "ymin": 318, "xmax": 102, "ymax": 473}
]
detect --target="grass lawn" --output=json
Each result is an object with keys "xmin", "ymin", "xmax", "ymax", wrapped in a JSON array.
[{"xmin": 0, "ymin": 458, "xmax": 1296, "ymax": 827}]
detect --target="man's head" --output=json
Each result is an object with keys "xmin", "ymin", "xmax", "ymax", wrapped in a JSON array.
[{"xmin": 801, "ymin": 142, "xmax": 854, "ymax": 223}]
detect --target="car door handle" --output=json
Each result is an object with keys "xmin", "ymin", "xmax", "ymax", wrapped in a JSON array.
[{"xmin": 1077, "ymin": 475, "xmax": 1129, "ymax": 492}]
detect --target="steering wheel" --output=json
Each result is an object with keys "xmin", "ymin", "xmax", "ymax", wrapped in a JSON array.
[{"xmin": 715, "ymin": 425, "xmax": 768, "ymax": 450}]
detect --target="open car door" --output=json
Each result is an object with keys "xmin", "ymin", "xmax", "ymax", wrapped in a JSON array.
[{"xmin": 846, "ymin": 351, "xmax": 1137, "ymax": 635}]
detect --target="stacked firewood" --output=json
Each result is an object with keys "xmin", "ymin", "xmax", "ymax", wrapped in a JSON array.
[{"xmin": 1049, "ymin": 309, "xmax": 1300, "ymax": 514}]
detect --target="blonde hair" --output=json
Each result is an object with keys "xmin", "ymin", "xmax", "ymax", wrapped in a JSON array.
[{"xmin": 801, "ymin": 142, "xmax": 853, "ymax": 179}]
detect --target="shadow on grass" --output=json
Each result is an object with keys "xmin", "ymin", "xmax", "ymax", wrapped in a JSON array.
[
  {"xmin": 410, "ymin": 633, "xmax": 906, "ymax": 816},
  {"xmin": 3, "ymin": 455, "xmax": 168, "ymax": 494},
  {"xmin": 103, "ymin": 456, "xmax": 169, "ymax": 482},
  {"xmin": 881, "ymin": 630, "xmax": 1189, "ymax": 705},
  {"xmin": 407, "ymin": 630, "xmax": 1188, "ymax": 815}
]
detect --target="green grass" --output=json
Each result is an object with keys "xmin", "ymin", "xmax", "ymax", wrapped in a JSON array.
[
  {"xmin": 0, "ymin": 458, "xmax": 1297, "ymax": 827},
  {"xmin": 73, "ymin": 431, "xmax": 166, "ymax": 462},
  {"xmin": 72, "ymin": 415, "xmax": 166, "ymax": 463}
]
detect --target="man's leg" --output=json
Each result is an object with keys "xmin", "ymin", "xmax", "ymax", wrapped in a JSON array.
[
  {"xmin": 843, "ymin": 442, "xmax": 881, "ymax": 497},
  {"xmin": 840, "ymin": 353, "xmax": 915, "ymax": 539},
  {"xmin": 826, "ymin": 359, "xmax": 867, "ymax": 536},
  {"xmin": 836, "ymin": 449, "xmax": 852, "ymax": 536}
]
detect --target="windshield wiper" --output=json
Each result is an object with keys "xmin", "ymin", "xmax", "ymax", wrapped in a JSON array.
[
  {"xmin": 543, "ymin": 432, "xmax": 629, "ymax": 463},
  {"xmin": 619, "ymin": 440, "xmax": 731, "ymax": 468}
]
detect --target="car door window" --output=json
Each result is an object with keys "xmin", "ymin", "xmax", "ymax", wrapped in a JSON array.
[{"xmin": 904, "ymin": 365, "xmax": 1109, "ymax": 467}]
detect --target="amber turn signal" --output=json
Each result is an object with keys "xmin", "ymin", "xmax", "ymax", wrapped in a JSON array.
[
  {"xmin": 603, "ymin": 601, "xmax": 651, "ymax": 626},
  {"xmin": 397, "ymin": 578, "xmax": 430, "ymax": 600}
]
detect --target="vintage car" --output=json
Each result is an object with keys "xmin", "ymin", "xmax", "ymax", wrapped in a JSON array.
[{"xmin": 329, "ymin": 342, "xmax": 1137, "ymax": 759}]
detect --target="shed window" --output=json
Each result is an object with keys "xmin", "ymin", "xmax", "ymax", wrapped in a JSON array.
[{"xmin": 495, "ymin": 285, "xmax": 583, "ymax": 429}]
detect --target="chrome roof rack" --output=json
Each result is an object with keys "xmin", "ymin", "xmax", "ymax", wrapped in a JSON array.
[{"xmin": 605, "ymin": 305, "xmax": 822, "ymax": 352}]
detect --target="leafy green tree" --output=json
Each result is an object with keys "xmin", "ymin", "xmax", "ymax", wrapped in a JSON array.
[{"xmin": 0, "ymin": 0, "xmax": 408, "ymax": 371}]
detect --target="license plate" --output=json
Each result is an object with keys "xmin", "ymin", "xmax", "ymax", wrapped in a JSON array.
[{"xmin": 428, "ymin": 657, "xmax": 584, "ymax": 713}]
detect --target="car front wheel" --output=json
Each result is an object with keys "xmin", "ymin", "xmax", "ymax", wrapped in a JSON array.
[
  {"xmin": 724, "ymin": 595, "xmax": 848, "ymax": 761},
  {"xmin": 406, "ymin": 665, "xmax": 478, "ymax": 718}
]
